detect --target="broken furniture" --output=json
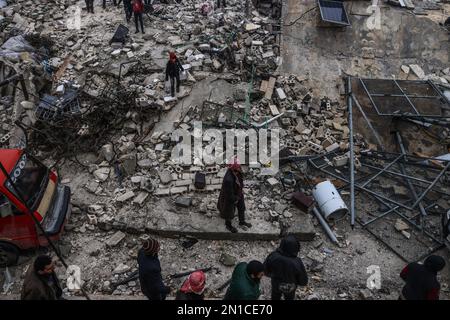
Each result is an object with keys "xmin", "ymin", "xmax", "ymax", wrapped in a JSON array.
[{"xmin": 35, "ymin": 87, "xmax": 81, "ymax": 122}]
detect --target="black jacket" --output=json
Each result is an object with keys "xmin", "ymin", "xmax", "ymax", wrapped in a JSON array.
[
  {"xmin": 400, "ymin": 258, "xmax": 443, "ymax": 300},
  {"xmin": 264, "ymin": 235, "xmax": 308, "ymax": 286},
  {"xmin": 175, "ymin": 290, "xmax": 204, "ymax": 300},
  {"xmin": 217, "ymin": 169, "xmax": 244, "ymax": 220},
  {"xmin": 165, "ymin": 59, "xmax": 184, "ymax": 80},
  {"xmin": 138, "ymin": 249, "xmax": 170, "ymax": 300}
]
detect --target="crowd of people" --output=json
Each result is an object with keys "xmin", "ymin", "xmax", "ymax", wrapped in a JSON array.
[
  {"xmin": 20, "ymin": 237, "xmax": 447, "ymax": 301},
  {"xmin": 19, "ymin": 156, "xmax": 447, "ymax": 300},
  {"xmin": 15, "ymin": 2, "xmax": 449, "ymax": 300}
]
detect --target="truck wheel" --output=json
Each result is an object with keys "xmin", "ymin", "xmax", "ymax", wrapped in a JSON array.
[{"xmin": 0, "ymin": 242, "xmax": 19, "ymax": 267}]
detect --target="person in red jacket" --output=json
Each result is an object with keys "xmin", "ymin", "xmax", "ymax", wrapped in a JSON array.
[
  {"xmin": 399, "ymin": 255, "xmax": 446, "ymax": 300},
  {"xmin": 132, "ymin": 0, "xmax": 145, "ymax": 34}
]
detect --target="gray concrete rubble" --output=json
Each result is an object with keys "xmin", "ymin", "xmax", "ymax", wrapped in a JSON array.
[{"xmin": 0, "ymin": 0, "xmax": 449, "ymax": 300}]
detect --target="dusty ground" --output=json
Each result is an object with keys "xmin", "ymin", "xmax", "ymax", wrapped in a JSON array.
[{"xmin": 0, "ymin": 0, "xmax": 449, "ymax": 300}]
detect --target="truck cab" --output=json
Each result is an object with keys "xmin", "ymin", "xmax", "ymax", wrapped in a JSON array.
[{"xmin": 0, "ymin": 149, "xmax": 71, "ymax": 266}]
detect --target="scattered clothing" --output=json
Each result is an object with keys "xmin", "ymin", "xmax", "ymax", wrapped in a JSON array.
[
  {"xmin": 138, "ymin": 248, "xmax": 170, "ymax": 300},
  {"xmin": 224, "ymin": 262, "xmax": 261, "ymax": 300},
  {"xmin": 400, "ymin": 255, "xmax": 446, "ymax": 300},
  {"xmin": 264, "ymin": 235, "xmax": 308, "ymax": 300},
  {"xmin": 21, "ymin": 265, "xmax": 63, "ymax": 300}
]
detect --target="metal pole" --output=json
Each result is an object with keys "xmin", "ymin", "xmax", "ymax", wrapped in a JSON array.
[
  {"xmin": 361, "ymin": 206, "xmax": 398, "ymax": 227},
  {"xmin": 428, "ymin": 79, "xmax": 450, "ymax": 105},
  {"xmin": 347, "ymin": 77, "xmax": 356, "ymax": 229},
  {"xmin": 360, "ymin": 154, "xmax": 404, "ymax": 188},
  {"xmin": 359, "ymin": 78, "xmax": 382, "ymax": 115},
  {"xmin": 410, "ymin": 162, "xmax": 450, "ymax": 210},
  {"xmin": 312, "ymin": 207, "xmax": 338, "ymax": 244},
  {"xmin": 358, "ymin": 220, "xmax": 409, "ymax": 263},
  {"xmin": 310, "ymin": 161, "xmax": 412, "ymax": 210},
  {"xmin": 392, "ymin": 79, "xmax": 420, "ymax": 115},
  {"xmin": 0, "ymin": 161, "xmax": 91, "ymax": 300},
  {"xmin": 351, "ymin": 94, "xmax": 385, "ymax": 150},
  {"xmin": 395, "ymin": 132, "xmax": 428, "ymax": 235},
  {"xmin": 361, "ymin": 162, "xmax": 434, "ymax": 185}
]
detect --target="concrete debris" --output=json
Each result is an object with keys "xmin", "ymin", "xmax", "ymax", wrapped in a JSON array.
[
  {"xmin": 394, "ymin": 219, "xmax": 409, "ymax": 232},
  {"xmin": 106, "ymin": 231, "xmax": 126, "ymax": 247},
  {"xmin": 1, "ymin": 0, "xmax": 449, "ymax": 301},
  {"xmin": 175, "ymin": 196, "xmax": 192, "ymax": 208}
]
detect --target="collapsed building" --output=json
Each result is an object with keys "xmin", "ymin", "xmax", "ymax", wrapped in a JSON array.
[{"xmin": 0, "ymin": 0, "xmax": 449, "ymax": 300}]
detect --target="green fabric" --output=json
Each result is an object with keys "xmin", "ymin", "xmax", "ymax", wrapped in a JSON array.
[{"xmin": 224, "ymin": 262, "xmax": 261, "ymax": 300}]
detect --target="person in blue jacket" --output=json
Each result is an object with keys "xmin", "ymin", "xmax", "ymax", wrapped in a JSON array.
[{"xmin": 138, "ymin": 238, "xmax": 171, "ymax": 300}]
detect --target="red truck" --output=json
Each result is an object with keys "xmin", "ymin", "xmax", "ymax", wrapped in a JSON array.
[{"xmin": 0, "ymin": 149, "xmax": 71, "ymax": 267}]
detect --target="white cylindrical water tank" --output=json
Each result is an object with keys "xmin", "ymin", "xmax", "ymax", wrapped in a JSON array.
[{"xmin": 312, "ymin": 180, "xmax": 349, "ymax": 220}]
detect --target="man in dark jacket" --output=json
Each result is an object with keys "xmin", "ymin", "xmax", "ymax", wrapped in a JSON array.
[
  {"xmin": 217, "ymin": 157, "xmax": 252, "ymax": 233},
  {"xmin": 175, "ymin": 270, "xmax": 206, "ymax": 300},
  {"xmin": 165, "ymin": 52, "xmax": 184, "ymax": 97},
  {"xmin": 122, "ymin": 0, "xmax": 133, "ymax": 22},
  {"xmin": 85, "ymin": 0, "xmax": 94, "ymax": 13},
  {"xmin": 224, "ymin": 260, "xmax": 264, "ymax": 300},
  {"xmin": 132, "ymin": 0, "xmax": 145, "ymax": 34},
  {"xmin": 264, "ymin": 235, "xmax": 308, "ymax": 300},
  {"xmin": 21, "ymin": 255, "xmax": 63, "ymax": 300},
  {"xmin": 399, "ymin": 255, "xmax": 446, "ymax": 300},
  {"xmin": 138, "ymin": 238, "xmax": 171, "ymax": 300}
]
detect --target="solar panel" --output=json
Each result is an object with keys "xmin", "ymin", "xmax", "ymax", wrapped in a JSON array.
[{"xmin": 318, "ymin": 0, "xmax": 350, "ymax": 26}]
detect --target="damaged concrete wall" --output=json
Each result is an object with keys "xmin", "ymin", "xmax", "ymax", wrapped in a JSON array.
[{"xmin": 281, "ymin": 0, "xmax": 450, "ymax": 100}]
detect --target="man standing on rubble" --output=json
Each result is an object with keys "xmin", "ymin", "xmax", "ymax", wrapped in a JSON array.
[
  {"xmin": 264, "ymin": 235, "xmax": 308, "ymax": 300},
  {"xmin": 122, "ymin": 0, "xmax": 133, "ymax": 22},
  {"xmin": 224, "ymin": 260, "xmax": 264, "ymax": 300},
  {"xmin": 399, "ymin": 255, "xmax": 446, "ymax": 300},
  {"xmin": 138, "ymin": 238, "xmax": 171, "ymax": 300},
  {"xmin": 217, "ymin": 157, "xmax": 252, "ymax": 233},
  {"xmin": 132, "ymin": 0, "xmax": 145, "ymax": 34},
  {"xmin": 165, "ymin": 52, "xmax": 184, "ymax": 97},
  {"xmin": 85, "ymin": 0, "xmax": 95, "ymax": 13},
  {"xmin": 21, "ymin": 255, "xmax": 64, "ymax": 300}
]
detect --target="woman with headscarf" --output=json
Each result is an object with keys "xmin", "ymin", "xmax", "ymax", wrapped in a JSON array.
[
  {"xmin": 137, "ymin": 238, "xmax": 170, "ymax": 300},
  {"xmin": 175, "ymin": 270, "xmax": 206, "ymax": 300},
  {"xmin": 217, "ymin": 156, "xmax": 252, "ymax": 233},
  {"xmin": 165, "ymin": 51, "xmax": 184, "ymax": 97},
  {"xmin": 399, "ymin": 255, "xmax": 446, "ymax": 300}
]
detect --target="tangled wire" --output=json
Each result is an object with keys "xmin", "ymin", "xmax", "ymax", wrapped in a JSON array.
[{"xmin": 25, "ymin": 68, "xmax": 159, "ymax": 163}]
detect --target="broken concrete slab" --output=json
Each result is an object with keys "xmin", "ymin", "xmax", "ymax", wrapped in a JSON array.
[{"xmin": 106, "ymin": 231, "xmax": 126, "ymax": 247}]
